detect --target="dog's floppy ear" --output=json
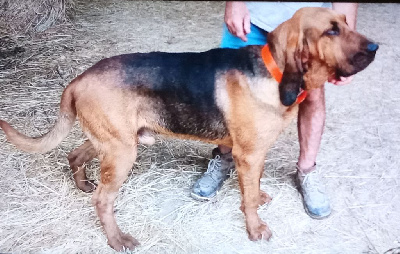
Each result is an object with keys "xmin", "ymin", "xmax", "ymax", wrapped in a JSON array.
[
  {"xmin": 279, "ymin": 30, "xmax": 310, "ymax": 106},
  {"xmin": 268, "ymin": 15, "xmax": 312, "ymax": 106}
]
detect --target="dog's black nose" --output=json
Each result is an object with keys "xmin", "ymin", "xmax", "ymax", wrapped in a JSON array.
[{"xmin": 367, "ymin": 43, "xmax": 379, "ymax": 52}]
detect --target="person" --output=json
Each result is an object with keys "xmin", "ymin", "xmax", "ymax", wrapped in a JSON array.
[{"xmin": 191, "ymin": 2, "xmax": 358, "ymax": 219}]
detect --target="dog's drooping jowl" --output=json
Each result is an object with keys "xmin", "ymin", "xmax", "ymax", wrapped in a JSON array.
[{"xmin": 0, "ymin": 7, "xmax": 378, "ymax": 251}]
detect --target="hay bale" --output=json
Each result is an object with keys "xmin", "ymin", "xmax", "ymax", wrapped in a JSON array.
[{"xmin": 0, "ymin": 0, "xmax": 75, "ymax": 35}]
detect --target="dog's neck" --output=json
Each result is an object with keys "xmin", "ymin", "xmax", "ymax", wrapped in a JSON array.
[{"xmin": 265, "ymin": 36, "xmax": 286, "ymax": 75}]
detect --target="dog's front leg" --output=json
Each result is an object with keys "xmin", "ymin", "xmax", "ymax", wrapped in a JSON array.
[
  {"xmin": 233, "ymin": 145, "xmax": 273, "ymax": 241},
  {"xmin": 230, "ymin": 110, "xmax": 284, "ymax": 241}
]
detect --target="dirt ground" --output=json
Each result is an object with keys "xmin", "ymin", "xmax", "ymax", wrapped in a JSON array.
[{"xmin": 0, "ymin": 1, "xmax": 399, "ymax": 254}]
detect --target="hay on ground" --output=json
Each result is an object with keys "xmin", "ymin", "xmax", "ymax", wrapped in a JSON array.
[{"xmin": 0, "ymin": 0, "xmax": 75, "ymax": 35}]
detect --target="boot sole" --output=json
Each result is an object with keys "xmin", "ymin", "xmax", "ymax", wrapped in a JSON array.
[{"xmin": 190, "ymin": 191, "xmax": 217, "ymax": 201}]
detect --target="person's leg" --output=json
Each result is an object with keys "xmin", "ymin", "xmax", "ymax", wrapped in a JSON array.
[
  {"xmin": 297, "ymin": 86, "xmax": 325, "ymax": 170},
  {"xmin": 296, "ymin": 85, "xmax": 331, "ymax": 219},
  {"xmin": 191, "ymin": 23, "xmax": 268, "ymax": 201}
]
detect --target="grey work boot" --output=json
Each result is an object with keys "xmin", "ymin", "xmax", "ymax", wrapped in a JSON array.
[
  {"xmin": 296, "ymin": 163, "xmax": 332, "ymax": 219},
  {"xmin": 191, "ymin": 148, "xmax": 235, "ymax": 201}
]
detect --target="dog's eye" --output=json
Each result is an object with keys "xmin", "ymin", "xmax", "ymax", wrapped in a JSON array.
[
  {"xmin": 324, "ymin": 29, "xmax": 340, "ymax": 36},
  {"xmin": 324, "ymin": 21, "xmax": 340, "ymax": 36}
]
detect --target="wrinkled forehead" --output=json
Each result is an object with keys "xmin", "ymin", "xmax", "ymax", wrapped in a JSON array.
[{"xmin": 294, "ymin": 7, "xmax": 346, "ymax": 29}]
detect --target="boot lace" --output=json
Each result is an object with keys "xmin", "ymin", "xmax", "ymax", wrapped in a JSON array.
[{"xmin": 205, "ymin": 155, "xmax": 222, "ymax": 175}]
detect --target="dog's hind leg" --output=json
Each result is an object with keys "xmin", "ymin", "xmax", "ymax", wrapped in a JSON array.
[
  {"xmin": 68, "ymin": 128, "xmax": 155, "ymax": 193},
  {"xmin": 92, "ymin": 141, "xmax": 140, "ymax": 251},
  {"xmin": 67, "ymin": 140, "xmax": 97, "ymax": 192}
]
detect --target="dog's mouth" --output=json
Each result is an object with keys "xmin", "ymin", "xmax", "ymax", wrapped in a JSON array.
[
  {"xmin": 352, "ymin": 50, "xmax": 377, "ymax": 71},
  {"xmin": 335, "ymin": 48, "xmax": 377, "ymax": 79}
]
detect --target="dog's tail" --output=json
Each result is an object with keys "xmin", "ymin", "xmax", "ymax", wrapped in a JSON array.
[{"xmin": 0, "ymin": 82, "xmax": 77, "ymax": 153}]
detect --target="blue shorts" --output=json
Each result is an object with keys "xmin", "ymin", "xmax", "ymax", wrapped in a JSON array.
[{"xmin": 220, "ymin": 23, "xmax": 268, "ymax": 49}]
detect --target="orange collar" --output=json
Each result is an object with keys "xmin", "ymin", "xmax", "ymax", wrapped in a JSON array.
[
  {"xmin": 261, "ymin": 45, "xmax": 307, "ymax": 104},
  {"xmin": 261, "ymin": 45, "xmax": 283, "ymax": 83}
]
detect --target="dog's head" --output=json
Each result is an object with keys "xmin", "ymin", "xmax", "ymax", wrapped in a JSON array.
[{"xmin": 268, "ymin": 7, "xmax": 378, "ymax": 106}]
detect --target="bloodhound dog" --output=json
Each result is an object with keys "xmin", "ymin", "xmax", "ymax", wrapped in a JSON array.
[{"xmin": 0, "ymin": 7, "xmax": 378, "ymax": 251}]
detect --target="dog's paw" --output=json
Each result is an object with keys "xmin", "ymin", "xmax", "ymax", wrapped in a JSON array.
[
  {"xmin": 108, "ymin": 232, "xmax": 140, "ymax": 251},
  {"xmin": 259, "ymin": 191, "xmax": 272, "ymax": 206},
  {"xmin": 245, "ymin": 214, "xmax": 272, "ymax": 241},
  {"xmin": 247, "ymin": 220, "xmax": 272, "ymax": 241}
]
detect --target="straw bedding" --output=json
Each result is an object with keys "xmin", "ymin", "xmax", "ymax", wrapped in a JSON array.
[
  {"xmin": 0, "ymin": 0, "xmax": 74, "ymax": 35},
  {"xmin": 0, "ymin": 1, "xmax": 399, "ymax": 253}
]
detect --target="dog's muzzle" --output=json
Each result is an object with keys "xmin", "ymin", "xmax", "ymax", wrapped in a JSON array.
[{"xmin": 339, "ymin": 41, "xmax": 379, "ymax": 78}]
